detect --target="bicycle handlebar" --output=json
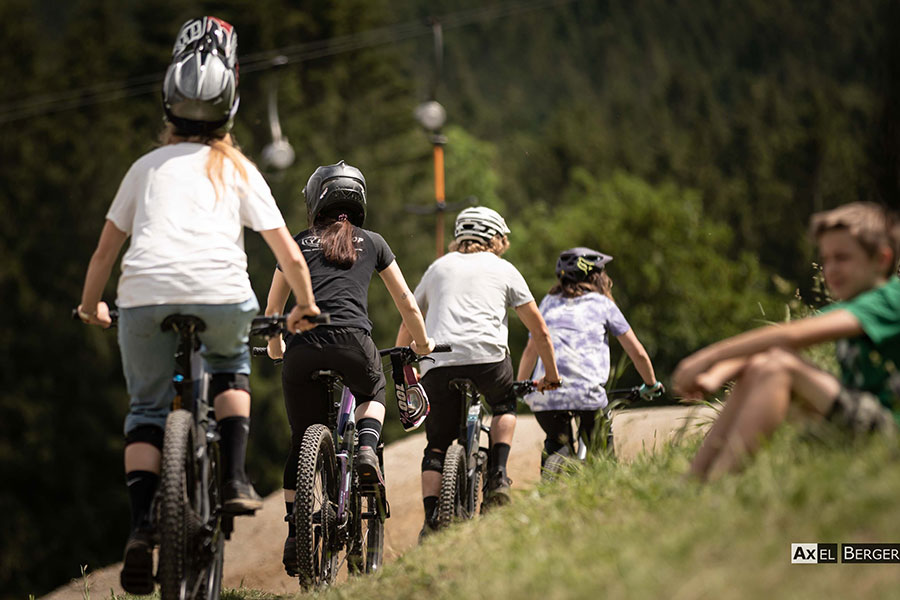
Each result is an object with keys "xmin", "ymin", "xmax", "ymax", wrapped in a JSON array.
[
  {"xmin": 377, "ymin": 343, "xmax": 451, "ymax": 357},
  {"xmin": 377, "ymin": 344, "xmax": 452, "ymax": 369},
  {"xmin": 607, "ymin": 386, "xmax": 642, "ymax": 400},
  {"xmin": 512, "ymin": 379, "xmax": 538, "ymax": 396},
  {"xmin": 248, "ymin": 313, "xmax": 331, "ymax": 338}
]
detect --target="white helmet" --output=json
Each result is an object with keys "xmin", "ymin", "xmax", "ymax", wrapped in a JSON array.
[
  {"xmin": 454, "ymin": 207, "xmax": 510, "ymax": 243},
  {"xmin": 162, "ymin": 17, "xmax": 239, "ymax": 134}
]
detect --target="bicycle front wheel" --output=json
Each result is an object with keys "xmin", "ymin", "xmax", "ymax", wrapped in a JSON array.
[
  {"xmin": 437, "ymin": 444, "xmax": 468, "ymax": 527},
  {"xmin": 158, "ymin": 409, "xmax": 223, "ymax": 600},
  {"xmin": 293, "ymin": 424, "xmax": 339, "ymax": 588}
]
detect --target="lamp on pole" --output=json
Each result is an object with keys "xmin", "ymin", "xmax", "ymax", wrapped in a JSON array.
[
  {"xmin": 414, "ymin": 100, "xmax": 448, "ymax": 257},
  {"xmin": 260, "ymin": 55, "xmax": 296, "ymax": 171}
]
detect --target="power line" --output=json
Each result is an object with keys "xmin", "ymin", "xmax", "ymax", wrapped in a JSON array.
[{"xmin": 0, "ymin": 0, "xmax": 577, "ymax": 125}]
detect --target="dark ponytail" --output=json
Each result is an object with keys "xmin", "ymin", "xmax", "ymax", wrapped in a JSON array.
[{"xmin": 315, "ymin": 214, "xmax": 358, "ymax": 268}]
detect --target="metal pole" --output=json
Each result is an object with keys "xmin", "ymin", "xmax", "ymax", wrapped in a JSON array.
[{"xmin": 433, "ymin": 139, "xmax": 446, "ymax": 257}]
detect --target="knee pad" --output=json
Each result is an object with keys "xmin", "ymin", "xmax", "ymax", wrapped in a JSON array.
[
  {"xmin": 125, "ymin": 425, "xmax": 164, "ymax": 451},
  {"xmin": 491, "ymin": 395, "xmax": 518, "ymax": 416},
  {"xmin": 209, "ymin": 373, "xmax": 251, "ymax": 399},
  {"xmin": 421, "ymin": 448, "xmax": 445, "ymax": 473}
]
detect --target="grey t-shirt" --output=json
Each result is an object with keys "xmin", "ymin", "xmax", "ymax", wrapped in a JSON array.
[{"xmin": 414, "ymin": 251, "xmax": 534, "ymax": 373}]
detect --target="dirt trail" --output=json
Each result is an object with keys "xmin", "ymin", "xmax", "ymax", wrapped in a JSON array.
[{"xmin": 44, "ymin": 406, "xmax": 715, "ymax": 599}]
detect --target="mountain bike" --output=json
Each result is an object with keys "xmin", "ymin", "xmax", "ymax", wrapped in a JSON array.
[
  {"xmin": 252, "ymin": 331, "xmax": 449, "ymax": 588},
  {"xmin": 536, "ymin": 386, "xmax": 643, "ymax": 479},
  {"xmin": 434, "ymin": 378, "xmax": 536, "ymax": 527},
  {"xmin": 74, "ymin": 310, "xmax": 274, "ymax": 599}
]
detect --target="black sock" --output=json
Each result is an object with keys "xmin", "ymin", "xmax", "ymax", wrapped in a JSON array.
[
  {"xmin": 490, "ymin": 443, "xmax": 511, "ymax": 474},
  {"xmin": 423, "ymin": 496, "xmax": 438, "ymax": 522},
  {"xmin": 285, "ymin": 501, "xmax": 296, "ymax": 537},
  {"xmin": 126, "ymin": 470, "xmax": 159, "ymax": 531},
  {"xmin": 219, "ymin": 416, "xmax": 250, "ymax": 483},
  {"xmin": 357, "ymin": 418, "xmax": 382, "ymax": 449}
]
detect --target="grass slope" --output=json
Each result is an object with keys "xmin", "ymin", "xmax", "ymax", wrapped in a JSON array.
[
  {"xmin": 113, "ymin": 431, "xmax": 900, "ymax": 600},
  {"xmin": 322, "ymin": 431, "xmax": 900, "ymax": 600}
]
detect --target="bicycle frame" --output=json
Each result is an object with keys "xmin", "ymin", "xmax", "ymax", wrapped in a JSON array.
[
  {"xmin": 167, "ymin": 317, "xmax": 233, "ymax": 538},
  {"xmin": 450, "ymin": 379, "xmax": 490, "ymax": 516}
]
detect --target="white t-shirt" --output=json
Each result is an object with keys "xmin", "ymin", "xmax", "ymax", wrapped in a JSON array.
[
  {"xmin": 106, "ymin": 143, "xmax": 286, "ymax": 307},
  {"xmin": 414, "ymin": 251, "xmax": 534, "ymax": 373}
]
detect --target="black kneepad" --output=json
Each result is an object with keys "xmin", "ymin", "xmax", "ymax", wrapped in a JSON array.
[
  {"xmin": 209, "ymin": 373, "xmax": 251, "ymax": 399},
  {"xmin": 125, "ymin": 425, "xmax": 164, "ymax": 451},
  {"xmin": 491, "ymin": 395, "xmax": 518, "ymax": 416},
  {"xmin": 421, "ymin": 448, "xmax": 445, "ymax": 473}
]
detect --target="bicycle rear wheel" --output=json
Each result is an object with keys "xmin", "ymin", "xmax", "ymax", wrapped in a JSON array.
[
  {"xmin": 437, "ymin": 444, "xmax": 468, "ymax": 527},
  {"xmin": 158, "ymin": 409, "xmax": 223, "ymax": 600},
  {"xmin": 293, "ymin": 424, "xmax": 339, "ymax": 588}
]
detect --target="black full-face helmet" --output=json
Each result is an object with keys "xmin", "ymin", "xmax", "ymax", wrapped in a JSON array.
[
  {"xmin": 303, "ymin": 161, "xmax": 367, "ymax": 227},
  {"xmin": 555, "ymin": 247, "xmax": 613, "ymax": 283},
  {"xmin": 162, "ymin": 16, "xmax": 239, "ymax": 135}
]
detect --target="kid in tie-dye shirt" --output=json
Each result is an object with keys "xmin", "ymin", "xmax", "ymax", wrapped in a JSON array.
[{"xmin": 518, "ymin": 247, "xmax": 663, "ymax": 462}]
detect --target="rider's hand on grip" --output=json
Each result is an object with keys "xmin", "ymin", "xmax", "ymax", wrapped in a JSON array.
[
  {"xmin": 639, "ymin": 381, "xmax": 665, "ymax": 401},
  {"xmin": 410, "ymin": 337, "xmax": 436, "ymax": 355},
  {"xmin": 536, "ymin": 377, "xmax": 562, "ymax": 392},
  {"xmin": 287, "ymin": 303, "xmax": 321, "ymax": 334}
]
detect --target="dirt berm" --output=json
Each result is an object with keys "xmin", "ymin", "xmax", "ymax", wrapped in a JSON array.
[{"xmin": 44, "ymin": 406, "xmax": 714, "ymax": 598}]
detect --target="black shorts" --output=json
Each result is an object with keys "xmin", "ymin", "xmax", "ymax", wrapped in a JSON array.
[
  {"xmin": 421, "ymin": 357, "xmax": 516, "ymax": 453},
  {"xmin": 282, "ymin": 326, "xmax": 386, "ymax": 435},
  {"xmin": 534, "ymin": 410, "xmax": 598, "ymax": 455},
  {"xmin": 280, "ymin": 327, "xmax": 386, "ymax": 490},
  {"xmin": 827, "ymin": 387, "xmax": 896, "ymax": 437}
]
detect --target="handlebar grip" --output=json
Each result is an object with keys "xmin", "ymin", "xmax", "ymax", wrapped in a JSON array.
[
  {"xmin": 432, "ymin": 343, "xmax": 452, "ymax": 353},
  {"xmin": 251, "ymin": 347, "xmax": 268, "ymax": 356},
  {"xmin": 306, "ymin": 313, "xmax": 331, "ymax": 324}
]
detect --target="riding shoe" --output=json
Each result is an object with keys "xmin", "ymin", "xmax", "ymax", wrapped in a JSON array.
[
  {"xmin": 355, "ymin": 446, "xmax": 384, "ymax": 486},
  {"xmin": 223, "ymin": 479, "xmax": 263, "ymax": 514},
  {"xmin": 417, "ymin": 518, "xmax": 440, "ymax": 543},
  {"xmin": 282, "ymin": 535, "xmax": 298, "ymax": 576},
  {"xmin": 120, "ymin": 528, "xmax": 155, "ymax": 595},
  {"xmin": 484, "ymin": 471, "xmax": 512, "ymax": 508}
]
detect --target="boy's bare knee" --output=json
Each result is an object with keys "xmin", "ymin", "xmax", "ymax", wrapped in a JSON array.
[{"xmin": 743, "ymin": 349, "xmax": 795, "ymax": 379}]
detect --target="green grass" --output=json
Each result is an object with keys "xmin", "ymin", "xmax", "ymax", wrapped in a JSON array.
[
  {"xmin": 107, "ymin": 431, "xmax": 900, "ymax": 600},
  {"xmin": 324, "ymin": 432, "xmax": 900, "ymax": 600}
]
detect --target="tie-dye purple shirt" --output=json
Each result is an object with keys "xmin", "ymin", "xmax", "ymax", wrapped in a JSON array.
[{"xmin": 524, "ymin": 292, "xmax": 630, "ymax": 411}]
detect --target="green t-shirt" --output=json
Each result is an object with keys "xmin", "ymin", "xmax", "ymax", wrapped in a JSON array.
[{"xmin": 828, "ymin": 277, "xmax": 900, "ymax": 423}]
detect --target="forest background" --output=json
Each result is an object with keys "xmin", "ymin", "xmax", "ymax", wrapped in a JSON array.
[{"xmin": 2, "ymin": 0, "xmax": 898, "ymax": 596}]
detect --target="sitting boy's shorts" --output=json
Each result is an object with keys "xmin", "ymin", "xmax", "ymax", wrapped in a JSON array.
[{"xmin": 827, "ymin": 388, "xmax": 897, "ymax": 437}]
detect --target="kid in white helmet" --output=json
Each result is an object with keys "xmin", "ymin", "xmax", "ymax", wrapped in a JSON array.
[{"xmin": 397, "ymin": 206, "xmax": 561, "ymax": 537}]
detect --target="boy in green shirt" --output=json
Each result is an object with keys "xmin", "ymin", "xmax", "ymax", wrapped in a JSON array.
[{"xmin": 673, "ymin": 202, "xmax": 900, "ymax": 481}]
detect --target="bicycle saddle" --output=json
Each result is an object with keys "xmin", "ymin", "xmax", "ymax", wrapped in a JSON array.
[
  {"xmin": 449, "ymin": 378, "xmax": 477, "ymax": 392},
  {"xmin": 160, "ymin": 314, "xmax": 207, "ymax": 333},
  {"xmin": 311, "ymin": 369, "xmax": 342, "ymax": 382}
]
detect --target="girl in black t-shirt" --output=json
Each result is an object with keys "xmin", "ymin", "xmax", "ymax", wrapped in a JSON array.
[{"xmin": 264, "ymin": 161, "xmax": 433, "ymax": 576}]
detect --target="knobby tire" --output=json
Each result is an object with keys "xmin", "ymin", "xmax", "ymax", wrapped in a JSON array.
[
  {"xmin": 158, "ymin": 409, "xmax": 223, "ymax": 600},
  {"xmin": 437, "ymin": 444, "xmax": 468, "ymax": 527},
  {"xmin": 293, "ymin": 425, "xmax": 338, "ymax": 588}
]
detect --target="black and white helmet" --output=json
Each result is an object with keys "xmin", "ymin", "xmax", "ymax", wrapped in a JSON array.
[
  {"xmin": 453, "ymin": 207, "xmax": 510, "ymax": 243},
  {"xmin": 163, "ymin": 17, "xmax": 239, "ymax": 134},
  {"xmin": 555, "ymin": 247, "xmax": 613, "ymax": 283},
  {"xmin": 303, "ymin": 160, "xmax": 367, "ymax": 227}
]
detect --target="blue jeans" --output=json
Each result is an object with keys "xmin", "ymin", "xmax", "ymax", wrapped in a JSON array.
[{"xmin": 118, "ymin": 298, "xmax": 259, "ymax": 435}]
